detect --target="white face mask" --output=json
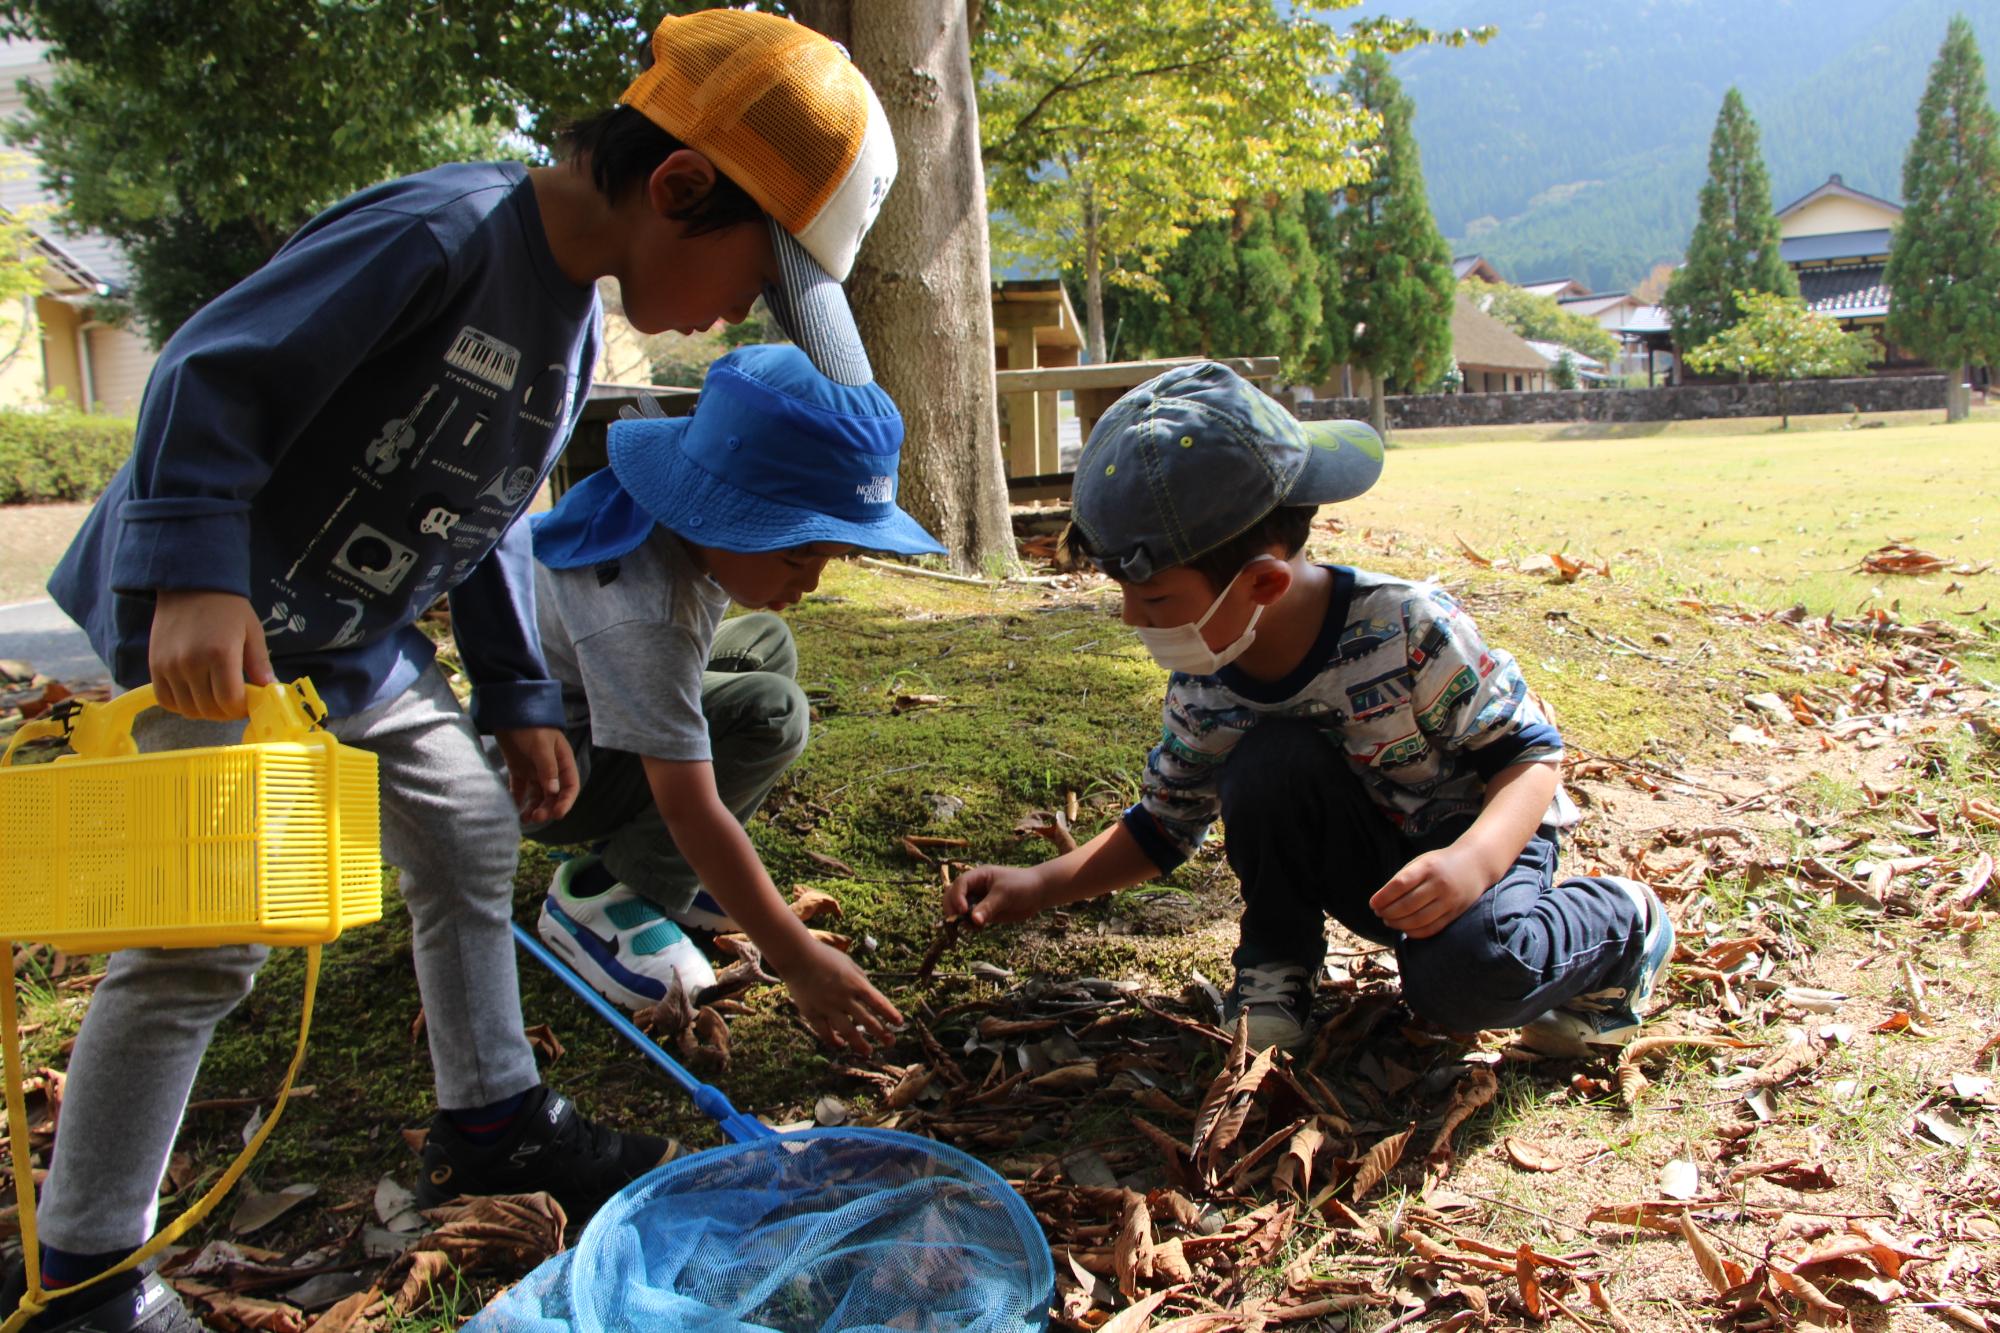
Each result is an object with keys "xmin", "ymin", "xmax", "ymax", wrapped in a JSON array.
[{"xmin": 1133, "ymin": 568, "xmax": 1264, "ymax": 675}]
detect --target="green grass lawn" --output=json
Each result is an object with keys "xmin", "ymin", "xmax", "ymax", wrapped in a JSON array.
[{"xmin": 1350, "ymin": 412, "xmax": 2000, "ymax": 646}]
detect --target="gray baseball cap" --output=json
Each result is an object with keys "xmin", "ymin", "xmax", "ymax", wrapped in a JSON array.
[{"xmin": 1070, "ymin": 362, "xmax": 1384, "ymax": 583}]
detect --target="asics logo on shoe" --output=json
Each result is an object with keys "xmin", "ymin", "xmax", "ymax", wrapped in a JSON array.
[
  {"xmin": 508, "ymin": 1141, "xmax": 544, "ymax": 1169},
  {"xmin": 429, "ymin": 1165, "xmax": 452, "ymax": 1186},
  {"xmin": 547, "ymin": 1094, "xmax": 569, "ymax": 1124}
]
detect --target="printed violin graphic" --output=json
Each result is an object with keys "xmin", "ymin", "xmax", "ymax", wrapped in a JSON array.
[{"xmin": 364, "ymin": 385, "xmax": 439, "ymax": 475}]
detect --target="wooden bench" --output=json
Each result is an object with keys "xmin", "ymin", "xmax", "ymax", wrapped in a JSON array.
[{"xmin": 995, "ymin": 355, "xmax": 1282, "ymax": 502}]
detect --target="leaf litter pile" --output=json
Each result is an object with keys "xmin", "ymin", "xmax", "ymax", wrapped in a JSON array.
[{"xmin": 2, "ymin": 582, "xmax": 1998, "ymax": 1330}]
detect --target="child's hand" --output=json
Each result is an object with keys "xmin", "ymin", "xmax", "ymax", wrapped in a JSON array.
[
  {"xmin": 495, "ymin": 726, "xmax": 579, "ymax": 823},
  {"xmin": 944, "ymin": 865, "xmax": 1046, "ymax": 928},
  {"xmin": 148, "ymin": 590, "xmax": 274, "ymax": 720},
  {"xmin": 785, "ymin": 941, "xmax": 902, "ymax": 1055},
  {"xmin": 1370, "ymin": 847, "xmax": 1488, "ymax": 939}
]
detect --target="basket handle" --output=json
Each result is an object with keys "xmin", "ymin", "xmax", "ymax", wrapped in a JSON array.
[
  {"xmin": 2, "ymin": 944, "xmax": 324, "ymax": 1332},
  {"xmin": 0, "ymin": 680, "xmax": 331, "ymax": 766}
]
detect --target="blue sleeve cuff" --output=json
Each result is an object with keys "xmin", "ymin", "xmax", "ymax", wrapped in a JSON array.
[
  {"xmin": 109, "ymin": 506, "xmax": 253, "ymax": 597},
  {"xmin": 1468, "ymin": 720, "xmax": 1563, "ymax": 779},
  {"xmin": 1121, "ymin": 805, "xmax": 1187, "ymax": 875},
  {"xmin": 470, "ymin": 678, "xmax": 566, "ymax": 733}
]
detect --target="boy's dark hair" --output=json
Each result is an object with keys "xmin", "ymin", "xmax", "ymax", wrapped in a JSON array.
[
  {"xmin": 559, "ymin": 106, "xmax": 765, "ymax": 235},
  {"xmin": 1058, "ymin": 505, "xmax": 1318, "ymax": 590}
]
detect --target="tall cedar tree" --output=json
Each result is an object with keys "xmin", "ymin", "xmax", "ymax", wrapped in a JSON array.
[
  {"xmin": 1885, "ymin": 14, "xmax": 2000, "ymax": 421},
  {"xmin": 1109, "ymin": 195, "xmax": 1332, "ymax": 383},
  {"xmin": 1323, "ymin": 53, "xmax": 1454, "ymax": 435},
  {"xmin": 1663, "ymin": 88, "xmax": 1796, "ymax": 360}
]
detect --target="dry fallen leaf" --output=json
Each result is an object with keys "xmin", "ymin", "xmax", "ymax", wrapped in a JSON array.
[
  {"xmin": 1502, "ymin": 1137, "xmax": 1566, "ymax": 1172},
  {"xmin": 1349, "ymin": 1124, "xmax": 1414, "ymax": 1202}
]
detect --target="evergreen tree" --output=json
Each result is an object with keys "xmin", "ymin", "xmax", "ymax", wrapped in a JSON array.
[
  {"xmin": 1663, "ymin": 88, "xmax": 1797, "ymax": 361},
  {"xmin": 1113, "ymin": 195, "xmax": 1331, "ymax": 383},
  {"xmin": 1322, "ymin": 52, "xmax": 1455, "ymax": 435},
  {"xmin": 1885, "ymin": 14, "xmax": 2000, "ymax": 422}
]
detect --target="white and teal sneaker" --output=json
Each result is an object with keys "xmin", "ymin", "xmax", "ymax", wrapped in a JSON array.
[
  {"xmin": 536, "ymin": 856, "xmax": 717, "ymax": 1012},
  {"xmin": 1521, "ymin": 877, "xmax": 1675, "ymax": 1049}
]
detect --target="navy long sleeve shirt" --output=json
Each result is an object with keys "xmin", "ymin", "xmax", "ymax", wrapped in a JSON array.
[{"xmin": 50, "ymin": 162, "xmax": 599, "ymax": 731}]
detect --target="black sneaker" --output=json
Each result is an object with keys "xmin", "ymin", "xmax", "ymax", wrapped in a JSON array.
[
  {"xmin": 415, "ymin": 1083, "xmax": 672, "ymax": 1222},
  {"xmin": 0, "ymin": 1266, "xmax": 200, "ymax": 1333},
  {"xmin": 1224, "ymin": 962, "xmax": 1315, "ymax": 1052}
]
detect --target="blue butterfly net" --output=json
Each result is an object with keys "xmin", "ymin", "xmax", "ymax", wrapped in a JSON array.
[{"xmin": 467, "ymin": 1128, "xmax": 1054, "ymax": 1333}]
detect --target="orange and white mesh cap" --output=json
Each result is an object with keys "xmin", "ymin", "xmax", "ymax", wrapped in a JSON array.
[{"xmin": 621, "ymin": 9, "xmax": 897, "ymax": 385}]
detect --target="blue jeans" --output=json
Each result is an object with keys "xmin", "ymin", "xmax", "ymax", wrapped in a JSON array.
[{"xmin": 1219, "ymin": 719, "xmax": 1646, "ymax": 1032}]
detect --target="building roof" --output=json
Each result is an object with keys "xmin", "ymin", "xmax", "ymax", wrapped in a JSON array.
[
  {"xmin": 1523, "ymin": 339, "xmax": 1604, "ymax": 372},
  {"xmin": 1797, "ymin": 263, "xmax": 1889, "ymax": 321},
  {"xmin": 1776, "ymin": 173, "xmax": 1902, "ymax": 222},
  {"xmin": 1615, "ymin": 304, "xmax": 1672, "ymax": 335},
  {"xmin": 1519, "ymin": 277, "xmax": 1591, "ymax": 300},
  {"xmin": 1451, "ymin": 293, "xmax": 1550, "ymax": 372},
  {"xmin": 0, "ymin": 39, "xmax": 134, "ymax": 293},
  {"xmin": 1780, "ymin": 229, "xmax": 1893, "ymax": 265},
  {"xmin": 1557, "ymin": 292, "xmax": 1636, "ymax": 318},
  {"xmin": 1453, "ymin": 254, "xmax": 1503, "ymax": 283}
]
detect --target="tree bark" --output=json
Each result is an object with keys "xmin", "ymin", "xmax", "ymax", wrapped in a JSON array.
[
  {"xmin": 1369, "ymin": 375, "xmax": 1387, "ymax": 439},
  {"xmin": 1946, "ymin": 374, "xmax": 1970, "ymax": 423},
  {"xmin": 1084, "ymin": 184, "xmax": 1106, "ymax": 363},
  {"xmin": 796, "ymin": 0, "xmax": 1015, "ymax": 574}
]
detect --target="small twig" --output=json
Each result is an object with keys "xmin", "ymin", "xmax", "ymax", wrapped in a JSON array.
[
  {"xmin": 857, "ymin": 555, "xmax": 997, "ymax": 586},
  {"xmin": 1452, "ymin": 1189, "xmax": 1587, "ymax": 1237},
  {"xmin": 820, "ymin": 760, "xmax": 935, "ymax": 802},
  {"xmin": 915, "ymin": 918, "xmax": 964, "ymax": 984}
]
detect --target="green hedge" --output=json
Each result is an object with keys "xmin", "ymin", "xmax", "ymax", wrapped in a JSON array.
[{"xmin": 0, "ymin": 405, "xmax": 135, "ymax": 504}]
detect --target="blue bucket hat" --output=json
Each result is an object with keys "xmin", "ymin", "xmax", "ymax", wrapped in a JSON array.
[
  {"xmin": 1070, "ymin": 362, "xmax": 1384, "ymax": 583},
  {"xmin": 534, "ymin": 346, "xmax": 944, "ymax": 569}
]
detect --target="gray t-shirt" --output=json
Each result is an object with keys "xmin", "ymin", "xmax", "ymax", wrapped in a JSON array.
[{"xmin": 533, "ymin": 527, "xmax": 732, "ymax": 764}]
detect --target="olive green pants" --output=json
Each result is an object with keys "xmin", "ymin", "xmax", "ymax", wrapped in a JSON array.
[{"xmin": 527, "ymin": 611, "xmax": 807, "ymax": 912}]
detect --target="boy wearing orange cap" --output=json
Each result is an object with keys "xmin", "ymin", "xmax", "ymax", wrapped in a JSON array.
[{"xmin": 18, "ymin": 13, "xmax": 895, "ymax": 1331}]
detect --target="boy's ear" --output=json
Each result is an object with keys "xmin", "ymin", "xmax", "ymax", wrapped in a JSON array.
[
  {"xmin": 1241, "ymin": 553, "xmax": 1293, "ymax": 606},
  {"xmin": 647, "ymin": 148, "xmax": 720, "ymax": 217}
]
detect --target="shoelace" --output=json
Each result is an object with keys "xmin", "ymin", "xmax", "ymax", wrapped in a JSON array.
[
  {"xmin": 1558, "ymin": 984, "xmax": 1632, "ymax": 1013},
  {"xmin": 1236, "ymin": 966, "xmax": 1307, "ymax": 1006}
]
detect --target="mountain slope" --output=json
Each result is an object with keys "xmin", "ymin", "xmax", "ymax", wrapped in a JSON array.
[{"xmin": 1347, "ymin": 0, "xmax": 2000, "ymax": 289}]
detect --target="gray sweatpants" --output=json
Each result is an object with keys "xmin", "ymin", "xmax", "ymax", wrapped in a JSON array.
[
  {"xmin": 38, "ymin": 667, "xmax": 538, "ymax": 1252},
  {"xmin": 526, "ymin": 612, "xmax": 808, "ymax": 912}
]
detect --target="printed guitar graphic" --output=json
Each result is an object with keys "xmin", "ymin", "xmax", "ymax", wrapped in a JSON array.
[{"xmin": 364, "ymin": 385, "xmax": 440, "ymax": 476}]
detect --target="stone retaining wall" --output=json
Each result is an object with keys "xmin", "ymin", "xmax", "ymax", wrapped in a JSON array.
[{"xmin": 1294, "ymin": 375, "xmax": 1948, "ymax": 429}]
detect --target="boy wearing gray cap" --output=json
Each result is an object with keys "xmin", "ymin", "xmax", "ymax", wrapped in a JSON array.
[{"xmin": 945, "ymin": 363, "xmax": 1672, "ymax": 1053}]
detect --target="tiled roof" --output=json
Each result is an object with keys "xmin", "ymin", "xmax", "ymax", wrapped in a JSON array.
[
  {"xmin": 1797, "ymin": 263, "xmax": 1889, "ymax": 320},
  {"xmin": 1781, "ymin": 229, "xmax": 1893, "ymax": 265}
]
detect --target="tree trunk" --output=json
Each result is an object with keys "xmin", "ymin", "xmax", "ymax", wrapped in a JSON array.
[
  {"xmin": 1946, "ymin": 373, "xmax": 1970, "ymax": 423},
  {"xmin": 796, "ymin": 0, "xmax": 1015, "ymax": 574},
  {"xmin": 1369, "ymin": 374, "xmax": 1387, "ymax": 439},
  {"xmin": 1084, "ymin": 185, "xmax": 1106, "ymax": 364}
]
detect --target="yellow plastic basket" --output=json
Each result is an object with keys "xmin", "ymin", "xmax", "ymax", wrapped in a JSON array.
[{"xmin": 0, "ymin": 679, "xmax": 381, "ymax": 952}]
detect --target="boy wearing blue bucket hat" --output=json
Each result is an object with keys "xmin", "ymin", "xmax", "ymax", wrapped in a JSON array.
[
  {"xmin": 945, "ymin": 363, "xmax": 1674, "ymax": 1056},
  {"xmin": 513, "ymin": 344, "xmax": 939, "ymax": 1054}
]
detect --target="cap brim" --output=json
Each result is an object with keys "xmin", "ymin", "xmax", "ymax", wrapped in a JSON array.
[
  {"xmin": 610, "ymin": 417, "xmax": 945, "ymax": 558},
  {"xmin": 764, "ymin": 220, "xmax": 874, "ymax": 387},
  {"xmin": 1291, "ymin": 419, "xmax": 1385, "ymax": 504}
]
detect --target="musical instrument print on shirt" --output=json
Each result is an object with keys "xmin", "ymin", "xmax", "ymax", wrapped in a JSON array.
[
  {"xmin": 445, "ymin": 325, "xmax": 521, "ymax": 392},
  {"xmin": 363, "ymin": 385, "xmax": 440, "ymax": 476}
]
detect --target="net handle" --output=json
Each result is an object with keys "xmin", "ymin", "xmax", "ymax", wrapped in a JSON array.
[{"xmin": 511, "ymin": 924, "xmax": 774, "ymax": 1142}]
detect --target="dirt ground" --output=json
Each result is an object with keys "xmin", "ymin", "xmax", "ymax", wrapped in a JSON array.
[{"xmin": 0, "ymin": 501, "xmax": 87, "ymax": 604}]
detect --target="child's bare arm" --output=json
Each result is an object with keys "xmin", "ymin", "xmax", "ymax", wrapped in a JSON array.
[
  {"xmin": 945, "ymin": 820, "xmax": 1162, "ymax": 927},
  {"xmin": 641, "ymin": 754, "xmax": 901, "ymax": 1053},
  {"xmin": 1370, "ymin": 760, "xmax": 1560, "ymax": 938}
]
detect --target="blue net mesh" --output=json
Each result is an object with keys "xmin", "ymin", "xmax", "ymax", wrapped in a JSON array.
[{"xmin": 468, "ymin": 1128, "xmax": 1054, "ymax": 1333}]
